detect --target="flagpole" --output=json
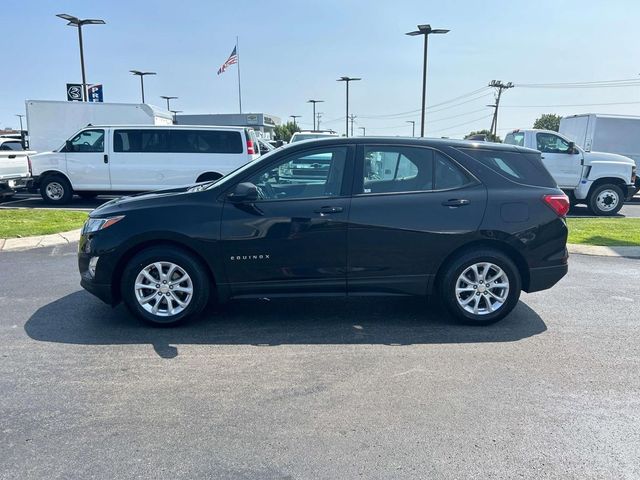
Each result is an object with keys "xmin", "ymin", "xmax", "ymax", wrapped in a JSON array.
[{"xmin": 236, "ymin": 36, "xmax": 242, "ymax": 113}]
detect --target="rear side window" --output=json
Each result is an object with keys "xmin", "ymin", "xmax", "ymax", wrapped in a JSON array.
[
  {"xmin": 114, "ymin": 130, "xmax": 170, "ymax": 152},
  {"xmin": 114, "ymin": 129, "xmax": 243, "ymax": 154},
  {"xmin": 0, "ymin": 141, "xmax": 23, "ymax": 151},
  {"xmin": 458, "ymin": 147, "xmax": 557, "ymax": 187},
  {"xmin": 504, "ymin": 131, "xmax": 525, "ymax": 147}
]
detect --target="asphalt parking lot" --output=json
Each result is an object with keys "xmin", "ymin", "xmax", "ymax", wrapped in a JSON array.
[
  {"xmin": 2, "ymin": 193, "xmax": 640, "ymax": 218},
  {"xmin": 1, "ymin": 242, "xmax": 639, "ymax": 479}
]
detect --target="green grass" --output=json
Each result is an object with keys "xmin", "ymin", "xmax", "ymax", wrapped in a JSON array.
[
  {"xmin": 567, "ymin": 217, "xmax": 640, "ymax": 246},
  {"xmin": 0, "ymin": 210, "xmax": 87, "ymax": 238}
]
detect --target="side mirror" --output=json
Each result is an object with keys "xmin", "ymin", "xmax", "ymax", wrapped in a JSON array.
[
  {"xmin": 228, "ymin": 182, "xmax": 259, "ymax": 203},
  {"xmin": 65, "ymin": 140, "xmax": 73, "ymax": 152},
  {"xmin": 567, "ymin": 141, "xmax": 578, "ymax": 154}
]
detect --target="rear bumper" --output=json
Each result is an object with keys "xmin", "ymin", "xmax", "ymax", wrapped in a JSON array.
[{"xmin": 526, "ymin": 263, "xmax": 568, "ymax": 293}]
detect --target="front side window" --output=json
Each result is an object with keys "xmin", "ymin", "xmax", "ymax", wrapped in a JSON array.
[
  {"xmin": 360, "ymin": 146, "xmax": 432, "ymax": 194},
  {"xmin": 536, "ymin": 133, "xmax": 571, "ymax": 154},
  {"xmin": 67, "ymin": 129, "xmax": 104, "ymax": 153},
  {"xmin": 246, "ymin": 147, "xmax": 347, "ymax": 200}
]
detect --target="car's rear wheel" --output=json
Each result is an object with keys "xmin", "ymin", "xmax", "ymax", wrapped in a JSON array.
[
  {"xmin": 588, "ymin": 184, "xmax": 624, "ymax": 216},
  {"xmin": 40, "ymin": 175, "xmax": 73, "ymax": 204},
  {"xmin": 121, "ymin": 247, "xmax": 210, "ymax": 326},
  {"xmin": 440, "ymin": 249, "xmax": 521, "ymax": 325}
]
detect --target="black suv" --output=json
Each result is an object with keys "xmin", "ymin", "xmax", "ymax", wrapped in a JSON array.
[{"xmin": 78, "ymin": 137, "xmax": 569, "ymax": 326}]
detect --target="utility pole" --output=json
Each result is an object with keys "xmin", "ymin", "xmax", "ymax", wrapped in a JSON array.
[
  {"xmin": 307, "ymin": 100, "xmax": 323, "ymax": 130},
  {"xmin": 358, "ymin": 126, "xmax": 366, "ymax": 136},
  {"xmin": 406, "ymin": 120, "xmax": 415, "ymax": 137},
  {"xmin": 290, "ymin": 115, "xmax": 301, "ymax": 128},
  {"xmin": 348, "ymin": 114, "xmax": 357, "ymax": 137},
  {"xmin": 488, "ymin": 80, "xmax": 513, "ymax": 138},
  {"xmin": 316, "ymin": 112, "xmax": 323, "ymax": 130}
]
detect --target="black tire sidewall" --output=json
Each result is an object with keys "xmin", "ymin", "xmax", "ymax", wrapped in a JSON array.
[
  {"xmin": 441, "ymin": 250, "xmax": 521, "ymax": 325},
  {"xmin": 588, "ymin": 184, "xmax": 624, "ymax": 216},
  {"xmin": 40, "ymin": 175, "xmax": 73, "ymax": 204},
  {"xmin": 121, "ymin": 247, "xmax": 210, "ymax": 326}
]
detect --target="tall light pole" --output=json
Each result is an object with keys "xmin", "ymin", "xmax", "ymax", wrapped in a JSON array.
[
  {"xmin": 406, "ymin": 120, "xmax": 415, "ymax": 137},
  {"xmin": 290, "ymin": 115, "xmax": 301, "ymax": 128},
  {"xmin": 337, "ymin": 76, "xmax": 361, "ymax": 137},
  {"xmin": 307, "ymin": 100, "xmax": 323, "ymax": 130},
  {"xmin": 56, "ymin": 14, "xmax": 105, "ymax": 102},
  {"xmin": 130, "ymin": 70, "xmax": 156, "ymax": 103},
  {"xmin": 160, "ymin": 95, "xmax": 177, "ymax": 111},
  {"xmin": 170, "ymin": 110, "xmax": 182, "ymax": 125},
  {"xmin": 406, "ymin": 24, "xmax": 449, "ymax": 137},
  {"xmin": 358, "ymin": 126, "xmax": 366, "ymax": 136},
  {"xmin": 348, "ymin": 114, "xmax": 357, "ymax": 137},
  {"xmin": 15, "ymin": 114, "xmax": 24, "ymax": 132}
]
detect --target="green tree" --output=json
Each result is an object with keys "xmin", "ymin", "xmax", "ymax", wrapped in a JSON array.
[
  {"xmin": 533, "ymin": 113, "xmax": 562, "ymax": 132},
  {"xmin": 273, "ymin": 121, "xmax": 300, "ymax": 142},
  {"xmin": 464, "ymin": 129, "xmax": 501, "ymax": 143}
]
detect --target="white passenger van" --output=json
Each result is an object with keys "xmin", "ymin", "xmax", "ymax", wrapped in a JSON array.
[{"xmin": 30, "ymin": 125, "xmax": 260, "ymax": 204}]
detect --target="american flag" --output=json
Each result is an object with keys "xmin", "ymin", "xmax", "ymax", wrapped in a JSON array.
[{"xmin": 217, "ymin": 46, "xmax": 238, "ymax": 75}]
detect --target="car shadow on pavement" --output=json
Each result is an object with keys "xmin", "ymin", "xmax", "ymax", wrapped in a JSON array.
[{"xmin": 25, "ymin": 291, "xmax": 547, "ymax": 359}]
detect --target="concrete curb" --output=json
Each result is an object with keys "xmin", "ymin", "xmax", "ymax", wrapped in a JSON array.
[
  {"xmin": 568, "ymin": 243, "xmax": 640, "ymax": 259},
  {"xmin": 0, "ymin": 229, "xmax": 81, "ymax": 252}
]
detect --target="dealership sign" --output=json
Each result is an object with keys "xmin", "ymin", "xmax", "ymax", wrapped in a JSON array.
[{"xmin": 66, "ymin": 83, "xmax": 83, "ymax": 101}]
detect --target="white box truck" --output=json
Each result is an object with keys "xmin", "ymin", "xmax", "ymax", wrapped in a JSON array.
[
  {"xmin": 25, "ymin": 100, "xmax": 173, "ymax": 153},
  {"xmin": 559, "ymin": 113, "xmax": 640, "ymax": 193}
]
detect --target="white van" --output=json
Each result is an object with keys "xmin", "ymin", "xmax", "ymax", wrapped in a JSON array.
[{"xmin": 30, "ymin": 125, "xmax": 260, "ymax": 204}]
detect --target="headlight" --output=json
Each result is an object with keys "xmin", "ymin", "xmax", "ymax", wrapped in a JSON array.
[{"xmin": 82, "ymin": 215, "xmax": 125, "ymax": 234}]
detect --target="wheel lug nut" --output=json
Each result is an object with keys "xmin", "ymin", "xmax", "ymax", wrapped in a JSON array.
[
  {"xmin": 169, "ymin": 285, "xmax": 173, "ymax": 289},
  {"xmin": 163, "ymin": 280, "xmax": 167, "ymax": 284},
  {"xmin": 473, "ymin": 285, "xmax": 477, "ymax": 289},
  {"xmin": 156, "ymin": 284, "xmax": 160, "ymax": 288},
  {"xmin": 157, "ymin": 292, "xmax": 161, "ymax": 296},
  {"xmin": 476, "ymin": 292, "xmax": 480, "ymax": 296}
]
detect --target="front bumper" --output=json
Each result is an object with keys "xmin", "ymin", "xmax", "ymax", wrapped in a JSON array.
[{"xmin": 78, "ymin": 233, "xmax": 118, "ymax": 305}]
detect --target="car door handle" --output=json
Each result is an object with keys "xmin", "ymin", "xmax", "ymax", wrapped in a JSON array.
[
  {"xmin": 104, "ymin": 154, "xmax": 109, "ymax": 164},
  {"xmin": 314, "ymin": 206, "xmax": 343, "ymax": 214},
  {"xmin": 441, "ymin": 199, "xmax": 470, "ymax": 207}
]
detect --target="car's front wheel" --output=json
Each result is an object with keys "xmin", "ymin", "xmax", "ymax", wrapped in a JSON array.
[
  {"xmin": 440, "ymin": 249, "xmax": 521, "ymax": 325},
  {"xmin": 121, "ymin": 246, "xmax": 210, "ymax": 326}
]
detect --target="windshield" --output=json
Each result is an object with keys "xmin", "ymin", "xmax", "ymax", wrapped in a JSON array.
[
  {"xmin": 200, "ymin": 143, "xmax": 297, "ymax": 190},
  {"xmin": 291, "ymin": 133, "xmax": 336, "ymax": 142}
]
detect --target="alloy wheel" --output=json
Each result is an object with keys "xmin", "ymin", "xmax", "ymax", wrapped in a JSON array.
[
  {"xmin": 134, "ymin": 262, "xmax": 193, "ymax": 317},
  {"xmin": 455, "ymin": 262, "xmax": 510, "ymax": 315}
]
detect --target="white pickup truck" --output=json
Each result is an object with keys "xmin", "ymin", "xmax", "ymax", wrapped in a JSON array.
[
  {"xmin": 0, "ymin": 138, "xmax": 32, "ymax": 200},
  {"xmin": 504, "ymin": 129, "xmax": 636, "ymax": 216}
]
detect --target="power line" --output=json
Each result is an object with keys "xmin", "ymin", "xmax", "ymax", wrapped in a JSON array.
[
  {"xmin": 501, "ymin": 100, "xmax": 640, "ymax": 108},
  {"xmin": 515, "ymin": 78, "xmax": 640, "ymax": 88},
  {"xmin": 428, "ymin": 114, "xmax": 494, "ymax": 134}
]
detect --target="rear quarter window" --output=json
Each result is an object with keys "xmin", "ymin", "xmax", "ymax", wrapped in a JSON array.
[{"xmin": 457, "ymin": 148, "xmax": 558, "ymax": 188}]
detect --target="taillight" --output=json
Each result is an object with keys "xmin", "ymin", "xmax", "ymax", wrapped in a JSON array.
[
  {"xmin": 542, "ymin": 193, "xmax": 570, "ymax": 217},
  {"xmin": 27, "ymin": 155, "xmax": 32, "ymax": 176},
  {"xmin": 247, "ymin": 139, "xmax": 255, "ymax": 155}
]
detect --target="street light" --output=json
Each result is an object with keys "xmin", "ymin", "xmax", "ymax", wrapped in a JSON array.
[
  {"xmin": 56, "ymin": 14, "xmax": 106, "ymax": 102},
  {"xmin": 290, "ymin": 115, "xmax": 301, "ymax": 128},
  {"xmin": 358, "ymin": 126, "xmax": 366, "ymax": 136},
  {"xmin": 406, "ymin": 24, "xmax": 449, "ymax": 137},
  {"xmin": 160, "ymin": 95, "xmax": 178, "ymax": 111},
  {"xmin": 406, "ymin": 120, "xmax": 415, "ymax": 137},
  {"xmin": 307, "ymin": 100, "xmax": 324, "ymax": 130},
  {"xmin": 130, "ymin": 70, "xmax": 157, "ymax": 103},
  {"xmin": 170, "ymin": 110, "xmax": 182, "ymax": 125},
  {"xmin": 15, "ymin": 114, "xmax": 24, "ymax": 132},
  {"xmin": 337, "ymin": 76, "xmax": 361, "ymax": 137}
]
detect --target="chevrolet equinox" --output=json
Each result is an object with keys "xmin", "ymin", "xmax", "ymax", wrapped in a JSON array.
[{"xmin": 78, "ymin": 137, "xmax": 569, "ymax": 326}]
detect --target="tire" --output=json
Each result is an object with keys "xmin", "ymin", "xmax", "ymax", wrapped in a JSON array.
[
  {"xmin": 40, "ymin": 175, "xmax": 73, "ymax": 205},
  {"xmin": 440, "ymin": 249, "xmax": 521, "ymax": 325},
  {"xmin": 588, "ymin": 184, "xmax": 624, "ymax": 216},
  {"xmin": 78, "ymin": 192, "xmax": 98, "ymax": 200},
  {"xmin": 121, "ymin": 246, "xmax": 210, "ymax": 326}
]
